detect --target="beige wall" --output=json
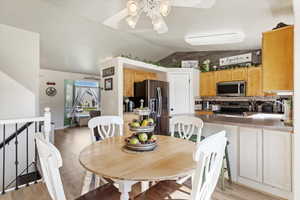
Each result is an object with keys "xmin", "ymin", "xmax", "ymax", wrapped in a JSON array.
[
  {"xmin": 99, "ymin": 59, "xmax": 123, "ymax": 117},
  {"xmin": 40, "ymin": 69, "xmax": 99, "ymax": 129},
  {"xmin": 0, "ymin": 24, "xmax": 39, "ymax": 118}
]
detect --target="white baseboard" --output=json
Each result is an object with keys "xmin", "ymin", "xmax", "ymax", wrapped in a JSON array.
[{"xmin": 237, "ymin": 177, "xmax": 292, "ymax": 200}]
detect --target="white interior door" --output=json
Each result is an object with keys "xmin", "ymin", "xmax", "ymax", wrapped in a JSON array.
[{"xmin": 168, "ymin": 72, "xmax": 191, "ymax": 115}]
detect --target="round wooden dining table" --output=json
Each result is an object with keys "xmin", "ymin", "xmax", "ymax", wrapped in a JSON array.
[{"xmin": 79, "ymin": 135, "xmax": 197, "ymax": 200}]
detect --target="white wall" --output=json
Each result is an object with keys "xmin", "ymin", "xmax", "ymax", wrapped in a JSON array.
[
  {"xmin": 40, "ymin": 69, "xmax": 99, "ymax": 129},
  {"xmin": 0, "ymin": 24, "xmax": 39, "ymax": 117},
  {"xmin": 99, "ymin": 59, "xmax": 123, "ymax": 117},
  {"xmin": 293, "ymin": 1, "xmax": 299, "ymax": 199},
  {"xmin": 0, "ymin": 24, "xmax": 39, "ymax": 190}
]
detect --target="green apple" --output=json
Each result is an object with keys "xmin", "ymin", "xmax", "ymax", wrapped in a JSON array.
[
  {"xmin": 138, "ymin": 133, "xmax": 148, "ymax": 142},
  {"xmin": 131, "ymin": 122, "xmax": 140, "ymax": 128},
  {"xmin": 129, "ymin": 137, "xmax": 139, "ymax": 145},
  {"xmin": 150, "ymin": 135, "xmax": 157, "ymax": 142},
  {"xmin": 148, "ymin": 118, "xmax": 154, "ymax": 124}
]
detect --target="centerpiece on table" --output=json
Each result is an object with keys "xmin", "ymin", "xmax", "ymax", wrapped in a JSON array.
[{"xmin": 124, "ymin": 107, "xmax": 157, "ymax": 152}]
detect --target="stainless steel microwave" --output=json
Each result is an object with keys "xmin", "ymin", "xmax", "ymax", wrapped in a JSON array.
[{"xmin": 217, "ymin": 81, "xmax": 246, "ymax": 97}]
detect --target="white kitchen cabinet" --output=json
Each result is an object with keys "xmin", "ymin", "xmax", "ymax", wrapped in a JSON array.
[
  {"xmin": 222, "ymin": 125, "xmax": 239, "ymax": 182},
  {"xmin": 202, "ymin": 123, "xmax": 239, "ymax": 182},
  {"xmin": 263, "ymin": 129, "xmax": 292, "ymax": 192},
  {"xmin": 239, "ymin": 127, "xmax": 263, "ymax": 183}
]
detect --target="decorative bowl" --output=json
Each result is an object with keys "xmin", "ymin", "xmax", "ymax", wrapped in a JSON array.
[
  {"xmin": 133, "ymin": 108, "xmax": 151, "ymax": 116},
  {"xmin": 125, "ymin": 141, "xmax": 157, "ymax": 152},
  {"xmin": 129, "ymin": 125, "xmax": 155, "ymax": 133}
]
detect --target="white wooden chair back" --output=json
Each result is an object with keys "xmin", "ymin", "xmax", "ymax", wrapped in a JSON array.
[
  {"xmin": 170, "ymin": 116, "xmax": 204, "ymax": 144},
  {"xmin": 88, "ymin": 116, "xmax": 124, "ymax": 142},
  {"xmin": 190, "ymin": 131, "xmax": 227, "ymax": 200},
  {"xmin": 35, "ymin": 134, "xmax": 66, "ymax": 200}
]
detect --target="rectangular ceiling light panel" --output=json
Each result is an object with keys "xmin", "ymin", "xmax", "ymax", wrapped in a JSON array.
[{"xmin": 185, "ymin": 32, "xmax": 245, "ymax": 46}]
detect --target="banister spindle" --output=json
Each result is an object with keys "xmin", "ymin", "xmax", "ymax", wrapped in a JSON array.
[
  {"xmin": 15, "ymin": 124, "xmax": 18, "ymax": 190},
  {"xmin": 26, "ymin": 125, "xmax": 29, "ymax": 186},
  {"xmin": 2, "ymin": 125, "xmax": 6, "ymax": 194},
  {"xmin": 34, "ymin": 122, "xmax": 38, "ymax": 184}
]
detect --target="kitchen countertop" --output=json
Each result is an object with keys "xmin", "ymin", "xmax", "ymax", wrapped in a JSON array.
[{"xmin": 194, "ymin": 113, "xmax": 293, "ymax": 132}]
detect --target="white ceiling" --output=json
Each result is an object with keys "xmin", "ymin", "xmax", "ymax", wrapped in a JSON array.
[{"xmin": 0, "ymin": 0, "xmax": 294, "ymax": 74}]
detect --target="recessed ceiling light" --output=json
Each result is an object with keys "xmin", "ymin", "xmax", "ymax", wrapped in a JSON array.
[{"xmin": 185, "ymin": 32, "xmax": 245, "ymax": 46}]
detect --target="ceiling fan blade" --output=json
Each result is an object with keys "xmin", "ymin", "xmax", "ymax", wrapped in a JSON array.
[
  {"xmin": 103, "ymin": 8, "xmax": 128, "ymax": 29},
  {"xmin": 172, "ymin": 0, "xmax": 216, "ymax": 8}
]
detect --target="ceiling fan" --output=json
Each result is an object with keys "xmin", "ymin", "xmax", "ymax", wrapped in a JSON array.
[{"xmin": 103, "ymin": 0, "xmax": 216, "ymax": 34}]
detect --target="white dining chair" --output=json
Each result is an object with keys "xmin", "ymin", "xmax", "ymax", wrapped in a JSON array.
[
  {"xmin": 135, "ymin": 131, "xmax": 227, "ymax": 200},
  {"xmin": 88, "ymin": 116, "xmax": 124, "ymax": 142},
  {"xmin": 170, "ymin": 115, "xmax": 204, "ymax": 184},
  {"xmin": 81, "ymin": 116, "xmax": 124, "ymax": 195},
  {"xmin": 35, "ymin": 133, "xmax": 122, "ymax": 200},
  {"xmin": 170, "ymin": 115, "xmax": 204, "ymax": 145}
]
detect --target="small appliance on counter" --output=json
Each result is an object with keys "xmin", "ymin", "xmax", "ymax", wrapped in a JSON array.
[{"xmin": 282, "ymin": 99, "xmax": 293, "ymax": 125}]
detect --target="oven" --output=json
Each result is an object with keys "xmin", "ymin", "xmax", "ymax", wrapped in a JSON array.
[{"xmin": 217, "ymin": 81, "xmax": 246, "ymax": 97}]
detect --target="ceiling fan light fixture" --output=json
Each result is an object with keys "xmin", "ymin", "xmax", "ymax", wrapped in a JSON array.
[
  {"xmin": 152, "ymin": 15, "xmax": 168, "ymax": 34},
  {"xmin": 160, "ymin": 0, "xmax": 171, "ymax": 17},
  {"xmin": 127, "ymin": 0, "xmax": 138, "ymax": 16},
  {"xmin": 185, "ymin": 32, "xmax": 245, "ymax": 46},
  {"xmin": 126, "ymin": 15, "xmax": 139, "ymax": 28}
]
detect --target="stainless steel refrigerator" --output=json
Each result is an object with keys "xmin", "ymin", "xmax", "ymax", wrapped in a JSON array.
[{"xmin": 134, "ymin": 80, "xmax": 169, "ymax": 135}]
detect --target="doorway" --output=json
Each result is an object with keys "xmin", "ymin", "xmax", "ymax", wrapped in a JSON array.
[{"xmin": 64, "ymin": 80, "xmax": 100, "ymax": 127}]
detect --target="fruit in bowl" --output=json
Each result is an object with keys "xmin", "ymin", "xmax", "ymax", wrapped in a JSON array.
[
  {"xmin": 125, "ymin": 133, "xmax": 157, "ymax": 145},
  {"xmin": 129, "ymin": 137, "xmax": 140, "ymax": 145},
  {"xmin": 129, "ymin": 118, "xmax": 155, "ymax": 128},
  {"xmin": 138, "ymin": 133, "xmax": 148, "ymax": 142},
  {"xmin": 130, "ymin": 121, "xmax": 141, "ymax": 128}
]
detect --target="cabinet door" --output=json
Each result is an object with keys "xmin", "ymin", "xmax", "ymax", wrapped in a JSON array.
[
  {"xmin": 200, "ymin": 72, "xmax": 216, "ymax": 96},
  {"xmin": 247, "ymin": 67, "xmax": 264, "ymax": 96},
  {"xmin": 239, "ymin": 127, "xmax": 263, "ymax": 182},
  {"xmin": 215, "ymin": 70, "xmax": 232, "ymax": 83},
  {"xmin": 263, "ymin": 26, "xmax": 294, "ymax": 91},
  {"xmin": 223, "ymin": 125, "xmax": 239, "ymax": 182},
  {"xmin": 123, "ymin": 68, "xmax": 135, "ymax": 97},
  {"xmin": 263, "ymin": 130, "xmax": 292, "ymax": 191},
  {"xmin": 232, "ymin": 68, "xmax": 247, "ymax": 81}
]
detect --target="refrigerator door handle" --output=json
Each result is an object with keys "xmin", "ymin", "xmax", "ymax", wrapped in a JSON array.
[{"xmin": 157, "ymin": 87, "xmax": 162, "ymax": 117}]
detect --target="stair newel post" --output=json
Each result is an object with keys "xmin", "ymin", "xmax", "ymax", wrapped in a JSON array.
[{"xmin": 44, "ymin": 107, "xmax": 51, "ymax": 142}]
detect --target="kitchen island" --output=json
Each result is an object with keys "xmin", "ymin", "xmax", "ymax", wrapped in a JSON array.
[
  {"xmin": 193, "ymin": 113, "xmax": 293, "ymax": 200},
  {"xmin": 196, "ymin": 113, "xmax": 293, "ymax": 132}
]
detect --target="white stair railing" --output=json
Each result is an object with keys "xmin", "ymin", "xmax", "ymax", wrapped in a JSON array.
[{"xmin": 0, "ymin": 108, "xmax": 51, "ymax": 194}]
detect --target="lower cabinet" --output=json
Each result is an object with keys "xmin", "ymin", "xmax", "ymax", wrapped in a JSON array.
[
  {"xmin": 237, "ymin": 127, "xmax": 292, "ymax": 199},
  {"xmin": 239, "ymin": 127, "xmax": 263, "ymax": 183},
  {"xmin": 202, "ymin": 123, "xmax": 292, "ymax": 199},
  {"xmin": 263, "ymin": 129, "xmax": 292, "ymax": 192}
]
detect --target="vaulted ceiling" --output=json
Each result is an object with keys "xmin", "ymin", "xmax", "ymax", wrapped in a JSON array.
[{"xmin": 0, "ymin": 0, "xmax": 294, "ymax": 74}]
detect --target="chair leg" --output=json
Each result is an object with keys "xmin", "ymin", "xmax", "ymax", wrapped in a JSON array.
[
  {"xmin": 220, "ymin": 160, "xmax": 225, "ymax": 191},
  {"xmin": 225, "ymin": 144, "xmax": 232, "ymax": 184},
  {"xmin": 81, "ymin": 171, "xmax": 93, "ymax": 195}
]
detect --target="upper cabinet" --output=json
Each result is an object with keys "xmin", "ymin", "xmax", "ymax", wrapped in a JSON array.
[
  {"xmin": 123, "ymin": 68, "xmax": 135, "ymax": 97},
  {"xmin": 200, "ymin": 71, "xmax": 216, "ymax": 97},
  {"xmin": 247, "ymin": 67, "xmax": 264, "ymax": 96},
  {"xmin": 231, "ymin": 68, "xmax": 248, "ymax": 81},
  {"xmin": 262, "ymin": 26, "xmax": 294, "ymax": 92},
  {"xmin": 200, "ymin": 67, "xmax": 264, "ymax": 97},
  {"xmin": 123, "ymin": 68, "xmax": 157, "ymax": 97},
  {"xmin": 215, "ymin": 70, "xmax": 232, "ymax": 82}
]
